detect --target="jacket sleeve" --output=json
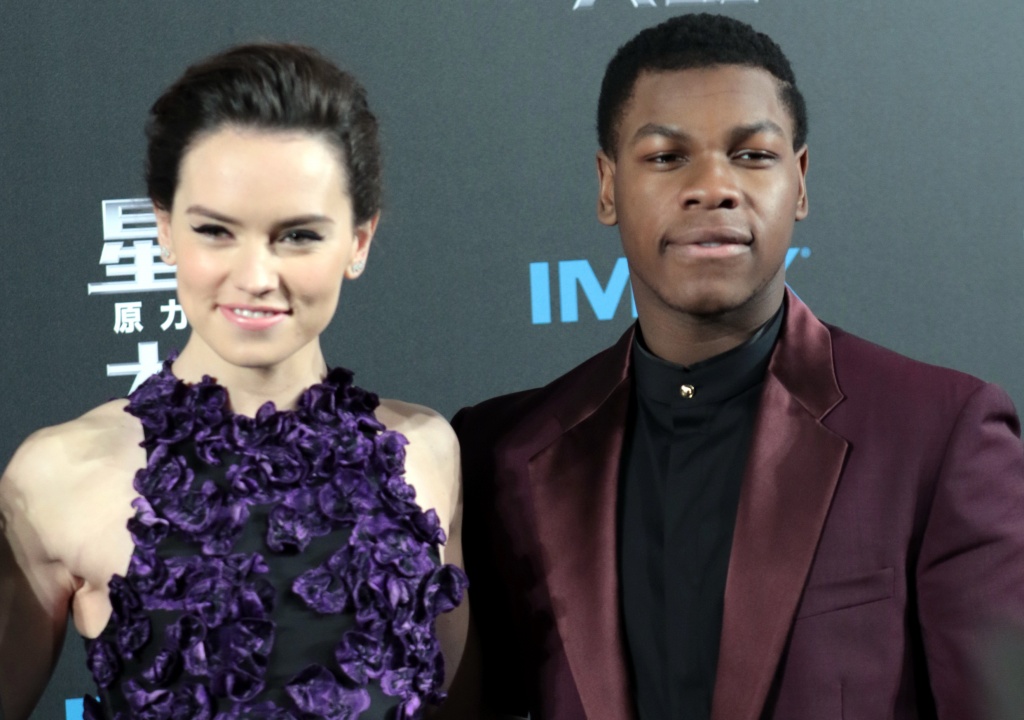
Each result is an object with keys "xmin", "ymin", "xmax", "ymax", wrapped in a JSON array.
[
  {"xmin": 451, "ymin": 407, "xmax": 534, "ymax": 718},
  {"xmin": 915, "ymin": 382, "xmax": 1024, "ymax": 719}
]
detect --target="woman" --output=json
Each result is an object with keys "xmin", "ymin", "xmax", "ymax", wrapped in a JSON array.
[{"xmin": 0, "ymin": 43, "xmax": 471, "ymax": 720}]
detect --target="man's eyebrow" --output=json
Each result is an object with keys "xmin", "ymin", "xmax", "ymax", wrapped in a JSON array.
[
  {"xmin": 185, "ymin": 205, "xmax": 335, "ymax": 230},
  {"xmin": 629, "ymin": 120, "xmax": 788, "ymax": 148},
  {"xmin": 630, "ymin": 123, "xmax": 692, "ymax": 145},
  {"xmin": 727, "ymin": 120, "xmax": 787, "ymax": 146}
]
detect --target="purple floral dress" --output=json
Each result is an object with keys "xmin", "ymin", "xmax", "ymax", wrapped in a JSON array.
[{"xmin": 82, "ymin": 365, "xmax": 468, "ymax": 720}]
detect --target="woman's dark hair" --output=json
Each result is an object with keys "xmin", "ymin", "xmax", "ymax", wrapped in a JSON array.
[{"xmin": 146, "ymin": 42, "xmax": 381, "ymax": 225}]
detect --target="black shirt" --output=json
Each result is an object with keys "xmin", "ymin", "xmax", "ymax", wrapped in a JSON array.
[{"xmin": 619, "ymin": 306, "xmax": 783, "ymax": 720}]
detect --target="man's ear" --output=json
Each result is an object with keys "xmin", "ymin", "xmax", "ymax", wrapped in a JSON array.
[
  {"xmin": 344, "ymin": 211, "xmax": 380, "ymax": 279},
  {"xmin": 795, "ymin": 145, "xmax": 809, "ymax": 221},
  {"xmin": 597, "ymin": 150, "xmax": 618, "ymax": 227},
  {"xmin": 154, "ymin": 206, "xmax": 176, "ymax": 264}
]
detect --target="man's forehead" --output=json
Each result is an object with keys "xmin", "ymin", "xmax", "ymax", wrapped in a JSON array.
[
  {"xmin": 619, "ymin": 65, "xmax": 795, "ymax": 136},
  {"xmin": 632, "ymin": 66, "xmax": 784, "ymax": 105}
]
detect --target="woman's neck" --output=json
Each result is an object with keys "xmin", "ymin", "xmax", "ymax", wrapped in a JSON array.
[{"xmin": 170, "ymin": 337, "xmax": 329, "ymax": 417}]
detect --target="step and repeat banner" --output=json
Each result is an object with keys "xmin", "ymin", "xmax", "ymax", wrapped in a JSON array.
[{"xmin": 1, "ymin": 1, "xmax": 1023, "ymax": 717}]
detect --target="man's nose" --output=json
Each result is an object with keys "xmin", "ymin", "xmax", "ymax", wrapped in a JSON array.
[{"xmin": 678, "ymin": 156, "xmax": 741, "ymax": 210}]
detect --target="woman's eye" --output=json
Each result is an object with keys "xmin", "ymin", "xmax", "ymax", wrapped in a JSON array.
[
  {"xmin": 280, "ymin": 229, "xmax": 324, "ymax": 244},
  {"xmin": 191, "ymin": 224, "xmax": 231, "ymax": 238}
]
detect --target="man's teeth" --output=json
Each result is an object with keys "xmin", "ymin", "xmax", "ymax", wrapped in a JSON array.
[
  {"xmin": 698, "ymin": 242, "xmax": 723, "ymax": 247},
  {"xmin": 233, "ymin": 308, "xmax": 276, "ymax": 318}
]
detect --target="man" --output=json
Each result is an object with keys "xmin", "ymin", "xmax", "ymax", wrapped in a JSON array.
[{"xmin": 453, "ymin": 13, "xmax": 1024, "ymax": 720}]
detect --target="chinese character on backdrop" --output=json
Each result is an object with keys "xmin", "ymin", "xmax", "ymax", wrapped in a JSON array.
[
  {"xmin": 113, "ymin": 301, "xmax": 144, "ymax": 334},
  {"xmin": 107, "ymin": 341, "xmax": 163, "ymax": 393},
  {"xmin": 87, "ymin": 200, "xmax": 176, "ymax": 296},
  {"xmin": 89, "ymin": 199, "xmax": 188, "ymax": 391},
  {"xmin": 160, "ymin": 298, "xmax": 188, "ymax": 331}
]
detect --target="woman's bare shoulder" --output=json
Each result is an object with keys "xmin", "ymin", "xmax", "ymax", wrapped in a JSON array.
[
  {"xmin": 375, "ymin": 399, "xmax": 458, "ymax": 456},
  {"xmin": 2, "ymin": 400, "xmax": 141, "ymax": 502},
  {"xmin": 374, "ymin": 399, "xmax": 460, "ymax": 534}
]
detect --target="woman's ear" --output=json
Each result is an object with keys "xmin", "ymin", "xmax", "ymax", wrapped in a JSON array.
[
  {"xmin": 155, "ymin": 206, "xmax": 176, "ymax": 264},
  {"xmin": 345, "ymin": 211, "xmax": 380, "ymax": 279}
]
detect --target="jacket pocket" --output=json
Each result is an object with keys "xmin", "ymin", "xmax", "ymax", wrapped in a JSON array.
[{"xmin": 795, "ymin": 567, "xmax": 894, "ymax": 620}]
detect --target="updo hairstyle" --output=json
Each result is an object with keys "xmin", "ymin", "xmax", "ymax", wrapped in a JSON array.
[{"xmin": 146, "ymin": 42, "xmax": 381, "ymax": 225}]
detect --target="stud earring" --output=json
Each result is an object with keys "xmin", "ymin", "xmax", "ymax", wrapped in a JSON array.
[
  {"xmin": 350, "ymin": 260, "xmax": 365, "ymax": 273},
  {"xmin": 160, "ymin": 246, "xmax": 171, "ymax": 259}
]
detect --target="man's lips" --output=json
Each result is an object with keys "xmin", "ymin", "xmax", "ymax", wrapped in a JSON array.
[
  {"xmin": 663, "ymin": 227, "xmax": 752, "ymax": 258},
  {"xmin": 665, "ymin": 227, "xmax": 752, "ymax": 247}
]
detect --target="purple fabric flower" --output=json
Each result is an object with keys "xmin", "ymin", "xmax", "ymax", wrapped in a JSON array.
[
  {"xmin": 128, "ymin": 497, "xmax": 170, "ymax": 549},
  {"xmin": 292, "ymin": 565, "xmax": 350, "ymax": 615},
  {"xmin": 142, "ymin": 648, "xmax": 182, "ymax": 687},
  {"xmin": 332, "ymin": 419, "xmax": 376, "ymax": 468},
  {"xmin": 266, "ymin": 489, "xmax": 331, "ymax": 553},
  {"xmin": 380, "ymin": 666, "xmax": 416, "ymax": 700},
  {"xmin": 160, "ymin": 479, "xmax": 221, "ymax": 534},
  {"xmin": 108, "ymin": 577, "xmax": 151, "ymax": 659},
  {"xmin": 285, "ymin": 664, "xmax": 371, "ymax": 719},
  {"xmin": 199, "ymin": 501, "xmax": 250, "ymax": 557},
  {"xmin": 264, "ymin": 444, "xmax": 311, "ymax": 486},
  {"xmin": 124, "ymin": 679, "xmax": 212, "ymax": 720},
  {"xmin": 334, "ymin": 631, "xmax": 386, "ymax": 684},
  {"xmin": 135, "ymin": 449, "xmax": 194, "ymax": 498},
  {"xmin": 378, "ymin": 474, "xmax": 421, "ymax": 519},
  {"xmin": 165, "ymin": 613, "xmax": 207, "ymax": 653},
  {"xmin": 420, "ymin": 565, "xmax": 469, "ymax": 618},
  {"xmin": 225, "ymin": 459, "xmax": 267, "ymax": 498},
  {"xmin": 374, "ymin": 432, "xmax": 408, "ymax": 476},
  {"xmin": 410, "ymin": 509, "xmax": 446, "ymax": 546},
  {"xmin": 372, "ymin": 529, "xmax": 434, "ymax": 578},
  {"xmin": 86, "ymin": 638, "xmax": 121, "ymax": 688}
]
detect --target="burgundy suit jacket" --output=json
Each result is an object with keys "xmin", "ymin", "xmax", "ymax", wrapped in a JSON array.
[{"xmin": 452, "ymin": 292, "xmax": 1024, "ymax": 720}]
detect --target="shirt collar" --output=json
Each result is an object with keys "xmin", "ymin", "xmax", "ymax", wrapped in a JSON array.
[{"xmin": 632, "ymin": 303, "xmax": 784, "ymax": 408}]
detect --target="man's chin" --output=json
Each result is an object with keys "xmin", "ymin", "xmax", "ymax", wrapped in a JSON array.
[
  {"xmin": 667, "ymin": 293, "xmax": 751, "ymax": 319},
  {"xmin": 654, "ymin": 274, "xmax": 785, "ymax": 321},
  {"xmin": 659, "ymin": 285, "xmax": 777, "ymax": 321}
]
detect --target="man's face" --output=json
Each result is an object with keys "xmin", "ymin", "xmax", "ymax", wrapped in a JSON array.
[{"xmin": 597, "ymin": 65, "xmax": 808, "ymax": 322}]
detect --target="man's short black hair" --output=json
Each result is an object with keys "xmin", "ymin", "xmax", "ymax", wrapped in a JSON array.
[{"xmin": 597, "ymin": 13, "xmax": 807, "ymax": 157}]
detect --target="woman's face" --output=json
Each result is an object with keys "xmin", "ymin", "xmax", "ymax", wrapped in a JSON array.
[{"xmin": 155, "ymin": 126, "xmax": 376, "ymax": 373}]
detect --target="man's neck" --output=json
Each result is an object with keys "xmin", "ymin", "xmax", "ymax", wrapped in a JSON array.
[{"xmin": 637, "ymin": 295, "xmax": 784, "ymax": 368}]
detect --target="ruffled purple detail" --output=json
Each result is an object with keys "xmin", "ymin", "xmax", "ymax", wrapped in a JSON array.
[
  {"xmin": 286, "ymin": 664, "xmax": 371, "ymax": 719},
  {"xmin": 83, "ymin": 362, "xmax": 467, "ymax": 718}
]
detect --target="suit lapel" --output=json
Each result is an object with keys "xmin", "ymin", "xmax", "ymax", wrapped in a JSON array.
[
  {"xmin": 712, "ymin": 292, "xmax": 850, "ymax": 720},
  {"xmin": 515, "ymin": 328, "xmax": 637, "ymax": 720}
]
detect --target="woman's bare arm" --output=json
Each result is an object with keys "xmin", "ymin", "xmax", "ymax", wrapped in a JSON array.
[
  {"xmin": 376, "ymin": 401, "xmax": 480, "ymax": 717},
  {"xmin": 431, "ymin": 468, "xmax": 482, "ymax": 719},
  {"xmin": 0, "ymin": 432, "xmax": 77, "ymax": 720}
]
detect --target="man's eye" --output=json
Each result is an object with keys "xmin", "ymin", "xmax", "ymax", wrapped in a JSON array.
[
  {"xmin": 191, "ymin": 224, "xmax": 230, "ymax": 238},
  {"xmin": 736, "ymin": 150, "xmax": 777, "ymax": 163},
  {"xmin": 280, "ymin": 229, "xmax": 324, "ymax": 244},
  {"xmin": 650, "ymin": 153, "xmax": 683, "ymax": 165}
]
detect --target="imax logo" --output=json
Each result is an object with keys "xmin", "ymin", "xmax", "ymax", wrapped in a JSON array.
[
  {"xmin": 530, "ymin": 247, "xmax": 810, "ymax": 324},
  {"xmin": 574, "ymin": 0, "xmax": 758, "ymax": 9}
]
